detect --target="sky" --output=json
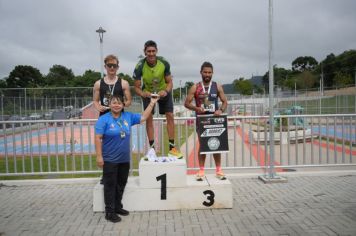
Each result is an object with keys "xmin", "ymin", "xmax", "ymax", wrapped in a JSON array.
[{"xmin": 0, "ymin": 0, "xmax": 355, "ymax": 87}]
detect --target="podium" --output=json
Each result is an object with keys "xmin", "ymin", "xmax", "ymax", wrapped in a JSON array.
[{"xmin": 93, "ymin": 158, "xmax": 232, "ymax": 212}]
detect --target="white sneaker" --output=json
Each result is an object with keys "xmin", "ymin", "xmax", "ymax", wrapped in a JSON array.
[{"xmin": 144, "ymin": 148, "xmax": 157, "ymax": 161}]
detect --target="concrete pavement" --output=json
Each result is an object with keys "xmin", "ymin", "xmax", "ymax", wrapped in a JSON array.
[{"xmin": 1, "ymin": 171, "xmax": 356, "ymax": 236}]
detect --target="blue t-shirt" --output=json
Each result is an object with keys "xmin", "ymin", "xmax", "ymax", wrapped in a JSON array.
[{"xmin": 95, "ymin": 112, "xmax": 141, "ymax": 163}]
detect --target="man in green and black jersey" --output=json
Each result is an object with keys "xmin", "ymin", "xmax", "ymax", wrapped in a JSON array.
[{"xmin": 133, "ymin": 40, "xmax": 182, "ymax": 159}]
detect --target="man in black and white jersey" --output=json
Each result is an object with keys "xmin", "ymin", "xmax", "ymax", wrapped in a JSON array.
[
  {"xmin": 93, "ymin": 54, "xmax": 132, "ymax": 185},
  {"xmin": 93, "ymin": 54, "xmax": 132, "ymax": 116}
]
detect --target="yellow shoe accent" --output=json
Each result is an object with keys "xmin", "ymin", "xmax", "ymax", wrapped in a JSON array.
[
  {"xmin": 216, "ymin": 171, "xmax": 227, "ymax": 180},
  {"xmin": 196, "ymin": 170, "xmax": 205, "ymax": 181},
  {"xmin": 168, "ymin": 147, "xmax": 183, "ymax": 159}
]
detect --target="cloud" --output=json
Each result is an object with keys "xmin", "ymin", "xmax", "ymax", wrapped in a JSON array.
[{"xmin": 0, "ymin": 0, "xmax": 355, "ymax": 87}]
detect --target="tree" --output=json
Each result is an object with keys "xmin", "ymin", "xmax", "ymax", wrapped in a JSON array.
[
  {"xmin": 72, "ymin": 70, "xmax": 101, "ymax": 87},
  {"xmin": 292, "ymin": 56, "xmax": 318, "ymax": 72},
  {"xmin": 6, "ymin": 65, "xmax": 43, "ymax": 88},
  {"xmin": 233, "ymin": 78, "xmax": 253, "ymax": 95},
  {"xmin": 333, "ymin": 72, "xmax": 353, "ymax": 87},
  {"xmin": 172, "ymin": 88, "xmax": 180, "ymax": 100},
  {"xmin": 262, "ymin": 66, "xmax": 292, "ymax": 92},
  {"xmin": 283, "ymin": 76, "xmax": 300, "ymax": 90},
  {"xmin": 295, "ymin": 71, "xmax": 317, "ymax": 89},
  {"xmin": 253, "ymin": 85, "xmax": 264, "ymax": 94},
  {"xmin": 184, "ymin": 81, "xmax": 194, "ymax": 91},
  {"xmin": 274, "ymin": 67, "xmax": 292, "ymax": 88},
  {"xmin": 320, "ymin": 53, "xmax": 336, "ymax": 87},
  {"xmin": 320, "ymin": 50, "xmax": 356, "ymax": 88},
  {"xmin": 119, "ymin": 73, "xmax": 134, "ymax": 86},
  {"xmin": 44, "ymin": 65, "xmax": 74, "ymax": 87},
  {"xmin": 0, "ymin": 78, "xmax": 7, "ymax": 88}
]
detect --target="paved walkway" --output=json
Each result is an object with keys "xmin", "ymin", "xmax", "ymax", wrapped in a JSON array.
[{"xmin": 1, "ymin": 171, "xmax": 356, "ymax": 236}]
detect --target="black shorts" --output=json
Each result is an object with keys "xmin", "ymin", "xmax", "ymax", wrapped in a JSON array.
[{"xmin": 142, "ymin": 92, "xmax": 174, "ymax": 115}]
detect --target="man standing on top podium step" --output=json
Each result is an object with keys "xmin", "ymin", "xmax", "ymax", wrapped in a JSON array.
[{"xmin": 133, "ymin": 40, "xmax": 183, "ymax": 159}]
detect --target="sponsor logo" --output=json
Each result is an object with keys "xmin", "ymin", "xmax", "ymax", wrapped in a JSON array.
[
  {"xmin": 203, "ymin": 124, "xmax": 224, "ymax": 128},
  {"xmin": 201, "ymin": 128, "xmax": 225, "ymax": 137},
  {"xmin": 213, "ymin": 117, "xmax": 225, "ymax": 124},
  {"xmin": 208, "ymin": 137, "xmax": 220, "ymax": 150},
  {"xmin": 109, "ymin": 123, "xmax": 116, "ymax": 130},
  {"xmin": 200, "ymin": 120, "xmax": 211, "ymax": 125}
]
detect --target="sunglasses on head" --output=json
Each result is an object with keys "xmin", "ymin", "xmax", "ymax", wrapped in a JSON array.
[{"xmin": 106, "ymin": 63, "xmax": 118, "ymax": 69}]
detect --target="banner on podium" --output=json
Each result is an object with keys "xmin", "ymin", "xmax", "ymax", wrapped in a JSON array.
[{"xmin": 197, "ymin": 114, "xmax": 229, "ymax": 154}]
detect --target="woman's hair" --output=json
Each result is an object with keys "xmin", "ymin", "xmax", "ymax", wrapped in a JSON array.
[{"xmin": 109, "ymin": 95, "xmax": 124, "ymax": 104}]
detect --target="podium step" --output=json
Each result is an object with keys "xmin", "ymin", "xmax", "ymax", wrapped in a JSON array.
[
  {"xmin": 139, "ymin": 158, "xmax": 187, "ymax": 188},
  {"xmin": 93, "ymin": 174, "xmax": 232, "ymax": 212}
]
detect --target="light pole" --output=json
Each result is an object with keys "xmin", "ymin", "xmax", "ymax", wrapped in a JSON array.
[
  {"xmin": 354, "ymin": 68, "xmax": 356, "ymax": 113},
  {"xmin": 294, "ymin": 81, "xmax": 296, "ymax": 107},
  {"xmin": 24, "ymin": 87, "xmax": 27, "ymax": 117},
  {"xmin": 267, "ymin": 0, "xmax": 275, "ymax": 179},
  {"xmin": 179, "ymin": 80, "xmax": 182, "ymax": 102},
  {"xmin": 258, "ymin": 0, "xmax": 286, "ymax": 183},
  {"xmin": 1, "ymin": 94, "xmax": 4, "ymax": 119},
  {"xmin": 96, "ymin": 27, "xmax": 106, "ymax": 78}
]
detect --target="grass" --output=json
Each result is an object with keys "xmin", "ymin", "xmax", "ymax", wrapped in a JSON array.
[
  {"xmin": 0, "ymin": 154, "xmax": 100, "ymax": 180},
  {"xmin": 277, "ymin": 95, "xmax": 356, "ymax": 114}
]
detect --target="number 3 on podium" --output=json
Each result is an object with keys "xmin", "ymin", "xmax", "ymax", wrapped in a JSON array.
[{"xmin": 156, "ymin": 173, "xmax": 216, "ymax": 207}]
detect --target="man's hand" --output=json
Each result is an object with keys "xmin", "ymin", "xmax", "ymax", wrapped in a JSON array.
[
  {"xmin": 99, "ymin": 106, "xmax": 109, "ymax": 113},
  {"xmin": 196, "ymin": 106, "xmax": 205, "ymax": 114},
  {"xmin": 141, "ymin": 91, "xmax": 151, "ymax": 98},
  {"xmin": 214, "ymin": 109, "xmax": 223, "ymax": 116},
  {"xmin": 158, "ymin": 90, "xmax": 168, "ymax": 97},
  {"xmin": 150, "ymin": 95, "xmax": 160, "ymax": 104}
]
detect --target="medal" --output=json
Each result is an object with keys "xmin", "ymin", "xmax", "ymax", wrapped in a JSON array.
[
  {"xmin": 117, "ymin": 117, "xmax": 126, "ymax": 139},
  {"xmin": 201, "ymin": 82, "xmax": 212, "ymax": 111},
  {"xmin": 203, "ymin": 92, "xmax": 211, "ymax": 108}
]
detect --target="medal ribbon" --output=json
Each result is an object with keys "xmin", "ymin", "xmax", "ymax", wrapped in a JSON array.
[
  {"xmin": 201, "ymin": 81, "xmax": 212, "ymax": 95},
  {"xmin": 108, "ymin": 81, "xmax": 116, "ymax": 96},
  {"xmin": 116, "ymin": 117, "xmax": 127, "ymax": 138}
]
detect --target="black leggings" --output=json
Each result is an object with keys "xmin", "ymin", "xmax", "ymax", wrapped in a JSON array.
[{"xmin": 103, "ymin": 162, "xmax": 130, "ymax": 213}]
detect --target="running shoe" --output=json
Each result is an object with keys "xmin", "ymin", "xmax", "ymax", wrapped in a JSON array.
[
  {"xmin": 168, "ymin": 147, "xmax": 183, "ymax": 159},
  {"xmin": 196, "ymin": 170, "xmax": 205, "ymax": 181},
  {"xmin": 216, "ymin": 171, "xmax": 227, "ymax": 180}
]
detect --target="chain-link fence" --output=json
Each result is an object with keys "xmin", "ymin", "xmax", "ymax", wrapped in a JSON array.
[{"xmin": 0, "ymin": 87, "xmax": 144, "ymax": 121}]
